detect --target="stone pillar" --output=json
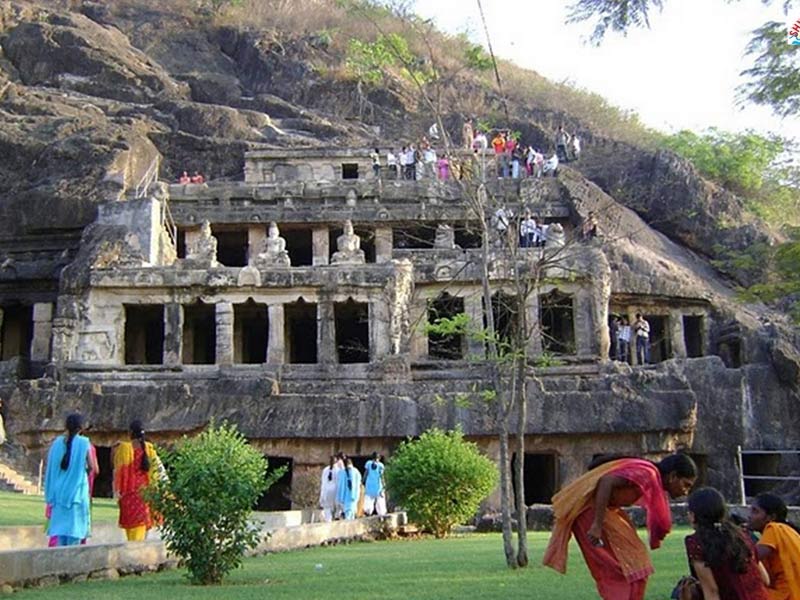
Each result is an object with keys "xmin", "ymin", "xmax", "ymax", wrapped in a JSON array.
[
  {"xmin": 267, "ymin": 304, "xmax": 285, "ymax": 365},
  {"xmin": 375, "ymin": 227, "xmax": 393, "ymax": 264},
  {"xmin": 369, "ymin": 300, "xmax": 390, "ymax": 360},
  {"xmin": 409, "ymin": 298, "xmax": 429, "ymax": 360},
  {"xmin": 463, "ymin": 293, "xmax": 484, "ymax": 359},
  {"xmin": 627, "ymin": 307, "xmax": 639, "ymax": 366},
  {"xmin": 0, "ymin": 307, "xmax": 4, "ymax": 358},
  {"xmin": 526, "ymin": 294, "xmax": 543, "ymax": 356},
  {"xmin": 669, "ymin": 309, "xmax": 687, "ymax": 358},
  {"xmin": 247, "ymin": 225, "xmax": 266, "ymax": 265},
  {"xmin": 317, "ymin": 300, "xmax": 336, "ymax": 364},
  {"xmin": 215, "ymin": 302, "xmax": 234, "ymax": 365},
  {"xmin": 312, "ymin": 226, "xmax": 330, "ymax": 266},
  {"xmin": 163, "ymin": 303, "xmax": 183, "ymax": 366},
  {"xmin": 30, "ymin": 303, "xmax": 53, "ymax": 362},
  {"xmin": 573, "ymin": 289, "xmax": 594, "ymax": 358}
]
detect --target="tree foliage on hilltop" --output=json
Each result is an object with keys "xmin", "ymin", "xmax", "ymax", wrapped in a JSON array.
[{"xmin": 567, "ymin": 0, "xmax": 799, "ymax": 118}]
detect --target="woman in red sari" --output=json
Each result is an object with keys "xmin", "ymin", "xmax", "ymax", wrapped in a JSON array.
[
  {"xmin": 684, "ymin": 487, "xmax": 768, "ymax": 600},
  {"xmin": 113, "ymin": 420, "xmax": 160, "ymax": 541},
  {"xmin": 543, "ymin": 453, "xmax": 697, "ymax": 600}
]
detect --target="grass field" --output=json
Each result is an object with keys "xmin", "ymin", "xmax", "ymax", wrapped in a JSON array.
[
  {"xmin": 0, "ymin": 491, "xmax": 119, "ymax": 527},
  {"xmin": 8, "ymin": 530, "xmax": 692, "ymax": 600}
]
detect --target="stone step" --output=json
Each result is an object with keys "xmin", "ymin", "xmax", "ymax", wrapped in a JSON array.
[{"xmin": 0, "ymin": 462, "xmax": 39, "ymax": 495}]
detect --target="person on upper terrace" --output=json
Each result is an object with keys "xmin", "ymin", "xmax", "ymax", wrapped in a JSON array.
[
  {"xmin": 190, "ymin": 171, "xmax": 205, "ymax": 184},
  {"xmin": 543, "ymin": 153, "xmax": 559, "ymax": 177},
  {"xmin": 462, "ymin": 118, "xmax": 474, "ymax": 150},
  {"xmin": 472, "ymin": 130, "xmax": 488, "ymax": 152},
  {"xmin": 555, "ymin": 125, "xmax": 571, "ymax": 162},
  {"xmin": 634, "ymin": 313, "xmax": 651, "ymax": 365},
  {"xmin": 572, "ymin": 135, "xmax": 582, "ymax": 161},
  {"xmin": 370, "ymin": 148, "xmax": 381, "ymax": 178},
  {"xmin": 436, "ymin": 154, "xmax": 450, "ymax": 180},
  {"xmin": 178, "ymin": 171, "xmax": 191, "ymax": 184},
  {"xmin": 423, "ymin": 145, "xmax": 437, "ymax": 179},
  {"xmin": 386, "ymin": 149, "xmax": 398, "ymax": 179}
]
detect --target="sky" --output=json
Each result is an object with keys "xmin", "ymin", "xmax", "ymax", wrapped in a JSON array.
[{"xmin": 414, "ymin": 0, "xmax": 799, "ymax": 141}]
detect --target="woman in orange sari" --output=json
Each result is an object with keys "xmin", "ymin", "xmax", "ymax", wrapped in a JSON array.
[
  {"xmin": 113, "ymin": 420, "xmax": 160, "ymax": 541},
  {"xmin": 543, "ymin": 454, "xmax": 697, "ymax": 600},
  {"xmin": 748, "ymin": 492, "xmax": 800, "ymax": 600}
]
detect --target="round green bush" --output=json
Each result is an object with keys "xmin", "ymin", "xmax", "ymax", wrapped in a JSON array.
[
  {"xmin": 386, "ymin": 428, "xmax": 498, "ymax": 538},
  {"xmin": 147, "ymin": 422, "xmax": 280, "ymax": 585}
]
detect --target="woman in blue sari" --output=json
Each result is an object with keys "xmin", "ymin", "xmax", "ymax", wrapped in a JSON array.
[
  {"xmin": 44, "ymin": 413, "xmax": 97, "ymax": 546},
  {"xmin": 336, "ymin": 458, "xmax": 362, "ymax": 520}
]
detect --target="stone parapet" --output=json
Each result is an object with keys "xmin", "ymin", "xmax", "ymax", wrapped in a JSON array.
[{"xmin": 0, "ymin": 513, "xmax": 406, "ymax": 589}]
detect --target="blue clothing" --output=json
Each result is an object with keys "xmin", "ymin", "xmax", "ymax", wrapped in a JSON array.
[
  {"xmin": 44, "ymin": 434, "xmax": 91, "ymax": 541},
  {"xmin": 336, "ymin": 467, "xmax": 362, "ymax": 520},
  {"xmin": 636, "ymin": 336, "xmax": 650, "ymax": 364},
  {"xmin": 363, "ymin": 460, "xmax": 384, "ymax": 498}
]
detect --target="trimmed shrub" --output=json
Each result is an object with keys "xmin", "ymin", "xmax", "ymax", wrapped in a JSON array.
[
  {"xmin": 386, "ymin": 428, "xmax": 498, "ymax": 538},
  {"xmin": 146, "ymin": 422, "xmax": 283, "ymax": 585}
]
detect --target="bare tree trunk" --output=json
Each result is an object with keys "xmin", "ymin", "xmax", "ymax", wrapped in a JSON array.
[
  {"xmin": 514, "ymin": 354, "xmax": 529, "ymax": 566},
  {"xmin": 478, "ymin": 199, "xmax": 516, "ymax": 568}
]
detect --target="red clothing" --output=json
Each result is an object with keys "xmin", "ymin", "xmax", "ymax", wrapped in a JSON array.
[
  {"xmin": 686, "ymin": 532, "xmax": 769, "ymax": 600},
  {"xmin": 114, "ymin": 443, "xmax": 156, "ymax": 530},
  {"xmin": 574, "ymin": 506, "xmax": 648, "ymax": 599}
]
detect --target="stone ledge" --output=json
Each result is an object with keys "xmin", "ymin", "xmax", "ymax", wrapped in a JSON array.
[{"xmin": 0, "ymin": 513, "xmax": 406, "ymax": 589}]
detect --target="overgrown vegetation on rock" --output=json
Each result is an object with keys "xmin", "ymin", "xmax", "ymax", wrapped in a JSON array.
[{"xmin": 386, "ymin": 428, "xmax": 498, "ymax": 538}]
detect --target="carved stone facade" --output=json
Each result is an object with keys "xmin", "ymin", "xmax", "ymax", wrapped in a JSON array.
[{"xmin": 1, "ymin": 148, "xmax": 798, "ymax": 511}]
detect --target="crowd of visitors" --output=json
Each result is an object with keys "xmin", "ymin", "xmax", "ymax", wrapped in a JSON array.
[
  {"xmin": 177, "ymin": 171, "xmax": 205, "ymax": 184},
  {"xmin": 609, "ymin": 313, "xmax": 651, "ymax": 365},
  {"xmin": 319, "ymin": 451, "xmax": 386, "ymax": 522},
  {"xmin": 374, "ymin": 119, "xmax": 581, "ymax": 182},
  {"xmin": 544, "ymin": 453, "xmax": 800, "ymax": 600},
  {"xmin": 43, "ymin": 414, "xmax": 162, "ymax": 546}
]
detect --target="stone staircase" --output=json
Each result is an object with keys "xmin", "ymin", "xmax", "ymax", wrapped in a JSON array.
[{"xmin": 0, "ymin": 461, "xmax": 39, "ymax": 495}]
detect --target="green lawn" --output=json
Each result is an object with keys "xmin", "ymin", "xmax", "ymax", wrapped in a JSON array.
[
  {"xmin": 10, "ymin": 530, "xmax": 691, "ymax": 600},
  {"xmin": 0, "ymin": 491, "xmax": 119, "ymax": 527}
]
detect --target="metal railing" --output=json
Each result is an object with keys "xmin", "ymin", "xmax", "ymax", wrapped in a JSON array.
[
  {"xmin": 134, "ymin": 155, "xmax": 161, "ymax": 199},
  {"xmin": 737, "ymin": 446, "xmax": 800, "ymax": 504}
]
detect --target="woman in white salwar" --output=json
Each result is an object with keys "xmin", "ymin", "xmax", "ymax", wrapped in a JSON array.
[
  {"xmin": 362, "ymin": 452, "xmax": 386, "ymax": 516},
  {"xmin": 319, "ymin": 455, "xmax": 339, "ymax": 522}
]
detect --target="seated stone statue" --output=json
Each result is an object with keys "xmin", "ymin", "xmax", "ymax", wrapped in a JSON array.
[
  {"xmin": 434, "ymin": 223, "xmax": 456, "ymax": 250},
  {"xmin": 331, "ymin": 220, "xmax": 365, "ymax": 265},
  {"xmin": 547, "ymin": 222, "xmax": 566, "ymax": 248},
  {"xmin": 186, "ymin": 220, "xmax": 218, "ymax": 266},
  {"xmin": 253, "ymin": 222, "xmax": 291, "ymax": 267}
]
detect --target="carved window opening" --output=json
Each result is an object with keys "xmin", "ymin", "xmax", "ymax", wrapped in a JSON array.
[
  {"xmin": 335, "ymin": 299, "xmax": 370, "ymax": 364},
  {"xmin": 182, "ymin": 302, "xmax": 216, "ymax": 365},
  {"xmin": 489, "ymin": 292, "xmax": 519, "ymax": 356},
  {"xmin": 454, "ymin": 223, "xmax": 482, "ymax": 249},
  {"xmin": 176, "ymin": 228, "xmax": 187, "ymax": 259},
  {"xmin": 211, "ymin": 226, "xmax": 248, "ymax": 267},
  {"xmin": 741, "ymin": 453, "xmax": 782, "ymax": 497},
  {"xmin": 234, "ymin": 300, "xmax": 268, "ymax": 364},
  {"xmin": 683, "ymin": 315, "xmax": 704, "ymax": 358},
  {"xmin": 329, "ymin": 226, "xmax": 375, "ymax": 263},
  {"xmin": 256, "ymin": 456, "xmax": 293, "ymax": 511},
  {"xmin": 92, "ymin": 446, "xmax": 114, "ymax": 498},
  {"xmin": 645, "ymin": 314, "xmax": 671, "ymax": 363},
  {"xmin": 124, "ymin": 304, "xmax": 164, "ymax": 365},
  {"xmin": 428, "ymin": 293, "xmax": 465, "ymax": 360},
  {"xmin": 283, "ymin": 226, "xmax": 313, "ymax": 266},
  {"xmin": 512, "ymin": 452, "xmax": 558, "ymax": 504},
  {"xmin": 341, "ymin": 163, "xmax": 359, "ymax": 179},
  {"xmin": 0, "ymin": 304, "xmax": 32, "ymax": 361},
  {"xmin": 539, "ymin": 291, "xmax": 575, "ymax": 354},
  {"xmin": 717, "ymin": 339, "xmax": 742, "ymax": 368},
  {"xmin": 285, "ymin": 299, "xmax": 317, "ymax": 364},
  {"xmin": 393, "ymin": 225, "xmax": 436, "ymax": 249}
]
